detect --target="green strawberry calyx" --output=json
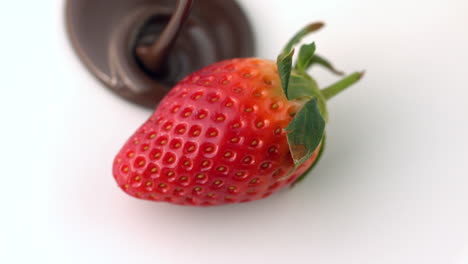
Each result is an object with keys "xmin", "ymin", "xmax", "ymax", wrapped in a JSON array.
[{"xmin": 277, "ymin": 22, "xmax": 364, "ymax": 183}]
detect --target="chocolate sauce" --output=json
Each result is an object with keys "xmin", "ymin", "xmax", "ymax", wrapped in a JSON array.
[{"xmin": 65, "ymin": 0, "xmax": 255, "ymax": 108}]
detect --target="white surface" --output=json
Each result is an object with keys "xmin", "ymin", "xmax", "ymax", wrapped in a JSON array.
[{"xmin": 1, "ymin": 0, "xmax": 468, "ymax": 263}]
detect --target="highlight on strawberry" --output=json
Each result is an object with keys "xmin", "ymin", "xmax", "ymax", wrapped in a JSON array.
[{"xmin": 113, "ymin": 22, "xmax": 363, "ymax": 206}]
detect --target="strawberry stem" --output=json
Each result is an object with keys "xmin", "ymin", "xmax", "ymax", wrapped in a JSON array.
[{"xmin": 321, "ymin": 72, "xmax": 365, "ymax": 100}]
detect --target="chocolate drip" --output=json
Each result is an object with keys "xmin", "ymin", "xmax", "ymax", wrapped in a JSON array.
[{"xmin": 136, "ymin": 0, "xmax": 194, "ymax": 76}]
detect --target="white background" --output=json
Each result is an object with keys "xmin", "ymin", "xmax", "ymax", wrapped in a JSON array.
[{"xmin": 1, "ymin": 0, "xmax": 468, "ymax": 263}]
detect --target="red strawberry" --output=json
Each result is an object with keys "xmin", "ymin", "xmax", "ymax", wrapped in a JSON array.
[{"xmin": 113, "ymin": 23, "xmax": 363, "ymax": 206}]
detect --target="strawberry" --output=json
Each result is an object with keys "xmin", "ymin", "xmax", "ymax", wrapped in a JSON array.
[{"xmin": 113, "ymin": 23, "xmax": 363, "ymax": 206}]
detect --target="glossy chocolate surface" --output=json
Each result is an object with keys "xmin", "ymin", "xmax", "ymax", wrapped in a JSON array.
[{"xmin": 66, "ymin": 0, "xmax": 255, "ymax": 108}]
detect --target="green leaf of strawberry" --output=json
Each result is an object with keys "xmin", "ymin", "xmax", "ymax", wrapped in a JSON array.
[
  {"xmin": 296, "ymin": 42, "xmax": 316, "ymax": 72},
  {"xmin": 277, "ymin": 49, "xmax": 295, "ymax": 99},
  {"xmin": 282, "ymin": 22, "xmax": 324, "ymax": 53},
  {"xmin": 322, "ymin": 71, "xmax": 365, "ymax": 100},
  {"xmin": 308, "ymin": 54, "xmax": 344, "ymax": 76},
  {"xmin": 286, "ymin": 98, "xmax": 325, "ymax": 167}
]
